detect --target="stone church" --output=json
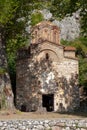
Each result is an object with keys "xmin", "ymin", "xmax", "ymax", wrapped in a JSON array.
[{"xmin": 16, "ymin": 21, "xmax": 79, "ymax": 112}]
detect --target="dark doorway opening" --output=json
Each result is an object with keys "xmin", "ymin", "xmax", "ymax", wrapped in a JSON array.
[
  {"xmin": 42, "ymin": 94, "xmax": 54, "ymax": 112},
  {"xmin": 21, "ymin": 104, "xmax": 26, "ymax": 112}
]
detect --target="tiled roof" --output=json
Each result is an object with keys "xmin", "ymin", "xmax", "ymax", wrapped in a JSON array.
[
  {"xmin": 32, "ymin": 20, "xmax": 60, "ymax": 30},
  {"xmin": 64, "ymin": 46, "xmax": 76, "ymax": 51},
  {"xmin": 36, "ymin": 21, "xmax": 55, "ymax": 26}
]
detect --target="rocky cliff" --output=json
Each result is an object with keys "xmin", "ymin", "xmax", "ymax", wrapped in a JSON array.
[
  {"xmin": 0, "ymin": 32, "xmax": 14, "ymax": 110},
  {"xmin": 41, "ymin": 9, "xmax": 80, "ymax": 41}
]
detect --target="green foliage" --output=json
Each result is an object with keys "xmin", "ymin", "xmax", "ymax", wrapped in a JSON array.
[
  {"xmin": 6, "ymin": 35, "xmax": 29, "ymax": 86},
  {"xmin": 0, "ymin": 0, "xmax": 18, "ymax": 26},
  {"xmin": 31, "ymin": 11, "xmax": 44, "ymax": 26},
  {"xmin": 50, "ymin": 0, "xmax": 70, "ymax": 18},
  {"xmin": 79, "ymin": 57, "xmax": 87, "ymax": 87},
  {"xmin": 62, "ymin": 37, "xmax": 87, "ymax": 57},
  {"xmin": 80, "ymin": 0, "xmax": 87, "ymax": 35},
  {"xmin": 15, "ymin": 0, "xmax": 51, "ymax": 18},
  {"xmin": 0, "ymin": 0, "xmax": 48, "ymax": 88},
  {"xmin": 50, "ymin": 0, "xmax": 81, "ymax": 19},
  {"xmin": 0, "ymin": 68, "xmax": 7, "ymax": 74},
  {"xmin": 50, "ymin": 0, "xmax": 87, "ymax": 35},
  {"xmin": 61, "ymin": 37, "xmax": 87, "ymax": 87}
]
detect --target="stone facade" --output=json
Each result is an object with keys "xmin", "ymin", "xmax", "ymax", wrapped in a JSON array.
[{"xmin": 16, "ymin": 21, "xmax": 79, "ymax": 112}]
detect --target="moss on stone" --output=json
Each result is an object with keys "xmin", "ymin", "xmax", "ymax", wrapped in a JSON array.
[
  {"xmin": 0, "ymin": 68, "xmax": 7, "ymax": 75},
  {"xmin": 1, "ymin": 94, "xmax": 7, "ymax": 109}
]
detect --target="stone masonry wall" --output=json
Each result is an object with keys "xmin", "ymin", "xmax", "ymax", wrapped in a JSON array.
[
  {"xmin": 0, "ymin": 119, "xmax": 87, "ymax": 130},
  {"xmin": 16, "ymin": 21, "xmax": 79, "ymax": 112},
  {"xmin": 16, "ymin": 41, "xmax": 79, "ymax": 112},
  {"xmin": 39, "ymin": 41, "xmax": 79, "ymax": 112}
]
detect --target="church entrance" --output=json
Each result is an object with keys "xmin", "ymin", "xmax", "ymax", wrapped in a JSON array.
[{"xmin": 42, "ymin": 94, "xmax": 54, "ymax": 111}]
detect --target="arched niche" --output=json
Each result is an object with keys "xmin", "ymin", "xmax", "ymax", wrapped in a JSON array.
[{"xmin": 36, "ymin": 49, "xmax": 58, "ymax": 62}]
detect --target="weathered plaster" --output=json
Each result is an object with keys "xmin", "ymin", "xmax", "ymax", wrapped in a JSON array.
[{"xmin": 16, "ymin": 21, "xmax": 79, "ymax": 112}]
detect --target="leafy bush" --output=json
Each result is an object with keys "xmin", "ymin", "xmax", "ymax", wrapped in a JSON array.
[{"xmin": 31, "ymin": 11, "xmax": 44, "ymax": 26}]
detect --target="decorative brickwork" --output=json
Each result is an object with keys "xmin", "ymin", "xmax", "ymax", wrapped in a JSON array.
[{"xmin": 16, "ymin": 21, "xmax": 79, "ymax": 112}]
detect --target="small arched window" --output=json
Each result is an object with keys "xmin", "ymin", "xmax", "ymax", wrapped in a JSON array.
[
  {"xmin": 46, "ymin": 53, "xmax": 49, "ymax": 60},
  {"xmin": 53, "ymin": 30, "xmax": 57, "ymax": 43}
]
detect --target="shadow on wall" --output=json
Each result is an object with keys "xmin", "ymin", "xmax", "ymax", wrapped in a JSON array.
[
  {"xmin": 16, "ymin": 44, "xmax": 79, "ymax": 112},
  {"xmin": 55, "ymin": 73, "xmax": 79, "ymax": 113}
]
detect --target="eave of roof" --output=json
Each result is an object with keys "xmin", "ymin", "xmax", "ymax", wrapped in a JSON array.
[
  {"xmin": 64, "ymin": 46, "xmax": 76, "ymax": 51},
  {"xmin": 31, "ymin": 20, "xmax": 60, "ymax": 32},
  {"xmin": 64, "ymin": 56, "xmax": 78, "ymax": 60},
  {"xmin": 31, "ymin": 39, "xmax": 64, "ymax": 49}
]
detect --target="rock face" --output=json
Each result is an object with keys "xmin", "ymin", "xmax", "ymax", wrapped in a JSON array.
[
  {"xmin": 16, "ymin": 21, "xmax": 79, "ymax": 112},
  {"xmin": 0, "ymin": 32, "xmax": 14, "ymax": 109},
  {"xmin": 26, "ymin": 10, "xmax": 80, "ymax": 41},
  {"xmin": 41, "ymin": 9, "xmax": 80, "ymax": 41}
]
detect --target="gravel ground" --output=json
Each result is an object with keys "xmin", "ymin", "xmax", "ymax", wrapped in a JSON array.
[{"xmin": 0, "ymin": 110, "xmax": 87, "ymax": 120}]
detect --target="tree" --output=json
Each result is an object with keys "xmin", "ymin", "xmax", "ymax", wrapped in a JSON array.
[
  {"xmin": 50, "ymin": 0, "xmax": 87, "ymax": 35},
  {"xmin": 0, "ymin": 0, "xmax": 51, "ymax": 110},
  {"xmin": 0, "ymin": 0, "xmax": 19, "ymax": 110}
]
